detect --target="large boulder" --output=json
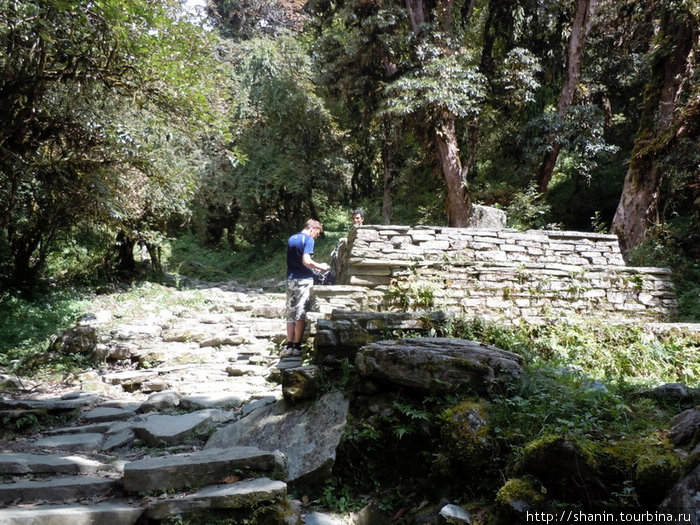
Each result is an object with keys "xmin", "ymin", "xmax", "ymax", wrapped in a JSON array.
[
  {"xmin": 355, "ymin": 338, "xmax": 523, "ymax": 393},
  {"xmin": 467, "ymin": 204, "xmax": 506, "ymax": 229},
  {"xmin": 205, "ymin": 390, "xmax": 349, "ymax": 485},
  {"xmin": 515, "ymin": 434, "xmax": 607, "ymax": 504},
  {"xmin": 49, "ymin": 325, "xmax": 103, "ymax": 362},
  {"xmin": 658, "ymin": 464, "xmax": 700, "ymax": 524},
  {"xmin": 668, "ymin": 407, "xmax": 700, "ymax": 448}
]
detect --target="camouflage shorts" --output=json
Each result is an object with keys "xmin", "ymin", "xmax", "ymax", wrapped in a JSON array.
[{"xmin": 286, "ymin": 278, "xmax": 313, "ymax": 322}]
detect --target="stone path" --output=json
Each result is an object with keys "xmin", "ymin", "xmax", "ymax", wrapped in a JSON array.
[{"xmin": 0, "ymin": 281, "xmax": 326, "ymax": 524}]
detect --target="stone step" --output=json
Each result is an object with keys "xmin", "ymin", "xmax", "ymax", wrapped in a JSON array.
[
  {"xmin": 131, "ymin": 408, "xmax": 235, "ymax": 446},
  {"xmin": 0, "ymin": 476, "xmax": 119, "ymax": 504},
  {"xmin": 0, "ymin": 394, "xmax": 98, "ymax": 412},
  {"xmin": 0, "ymin": 453, "xmax": 104, "ymax": 475},
  {"xmin": 0, "ymin": 503, "xmax": 143, "ymax": 525},
  {"xmin": 146, "ymin": 477, "xmax": 287, "ymax": 520},
  {"xmin": 31, "ymin": 432, "xmax": 105, "ymax": 452},
  {"xmin": 122, "ymin": 446, "xmax": 286, "ymax": 493}
]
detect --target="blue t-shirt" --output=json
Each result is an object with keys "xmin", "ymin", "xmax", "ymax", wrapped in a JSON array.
[{"xmin": 287, "ymin": 232, "xmax": 315, "ymax": 279}]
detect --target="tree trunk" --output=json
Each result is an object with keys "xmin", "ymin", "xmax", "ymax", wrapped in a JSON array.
[
  {"xmin": 381, "ymin": 125, "xmax": 396, "ymax": 225},
  {"xmin": 435, "ymin": 115, "xmax": 471, "ymax": 226},
  {"xmin": 537, "ymin": 0, "xmax": 597, "ymax": 193},
  {"xmin": 381, "ymin": 146, "xmax": 394, "ymax": 225},
  {"xmin": 145, "ymin": 243, "xmax": 162, "ymax": 274},
  {"xmin": 405, "ymin": 0, "xmax": 472, "ymax": 227},
  {"xmin": 611, "ymin": 10, "xmax": 694, "ymax": 258},
  {"xmin": 116, "ymin": 230, "xmax": 136, "ymax": 273},
  {"xmin": 11, "ymin": 238, "xmax": 41, "ymax": 291}
]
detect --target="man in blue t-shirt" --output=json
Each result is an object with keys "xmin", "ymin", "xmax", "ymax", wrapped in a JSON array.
[{"xmin": 285, "ymin": 219, "xmax": 329, "ymax": 355}]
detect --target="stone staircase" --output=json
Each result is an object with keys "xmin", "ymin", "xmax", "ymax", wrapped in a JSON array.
[{"xmin": 0, "ymin": 282, "xmax": 311, "ymax": 524}]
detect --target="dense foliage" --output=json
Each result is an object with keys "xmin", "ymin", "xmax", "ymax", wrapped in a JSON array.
[
  {"xmin": 0, "ymin": 0, "xmax": 696, "ymax": 311},
  {"xmin": 0, "ymin": 0, "xmax": 226, "ymax": 290}
]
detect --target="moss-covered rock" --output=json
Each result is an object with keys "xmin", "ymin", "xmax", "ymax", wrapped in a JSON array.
[
  {"xmin": 493, "ymin": 476, "xmax": 547, "ymax": 524},
  {"xmin": 634, "ymin": 450, "xmax": 682, "ymax": 504},
  {"xmin": 516, "ymin": 434, "xmax": 606, "ymax": 504},
  {"xmin": 440, "ymin": 398, "xmax": 494, "ymax": 474}
]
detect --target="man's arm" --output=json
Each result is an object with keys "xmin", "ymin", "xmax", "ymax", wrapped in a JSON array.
[{"xmin": 302, "ymin": 253, "xmax": 329, "ymax": 272}]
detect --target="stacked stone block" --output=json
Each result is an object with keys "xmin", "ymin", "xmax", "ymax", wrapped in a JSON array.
[{"xmin": 312, "ymin": 225, "xmax": 678, "ymax": 322}]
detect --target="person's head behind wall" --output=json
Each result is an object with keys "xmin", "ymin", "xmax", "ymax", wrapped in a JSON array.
[
  {"xmin": 351, "ymin": 209, "xmax": 364, "ymax": 226},
  {"xmin": 303, "ymin": 219, "xmax": 323, "ymax": 239}
]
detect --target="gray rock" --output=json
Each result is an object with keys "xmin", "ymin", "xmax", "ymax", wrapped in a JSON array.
[
  {"xmin": 282, "ymin": 365, "xmax": 319, "ymax": 402},
  {"xmin": 141, "ymin": 379, "xmax": 173, "ymax": 392},
  {"xmin": 49, "ymin": 325, "xmax": 99, "ymax": 357},
  {"xmin": 103, "ymin": 370, "xmax": 159, "ymax": 391},
  {"xmin": 101, "ymin": 429, "xmax": 136, "ymax": 451},
  {"xmin": 0, "ymin": 395, "xmax": 98, "ymax": 412},
  {"xmin": 241, "ymin": 395, "xmax": 279, "ymax": 416},
  {"xmin": 45, "ymin": 422, "xmax": 113, "ymax": 436},
  {"xmin": 658, "ymin": 463, "xmax": 699, "ymax": 524},
  {"xmin": 440, "ymin": 504, "xmax": 472, "ymax": 524},
  {"xmin": 200, "ymin": 334, "xmax": 249, "ymax": 347},
  {"xmin": 467, "ymin": 204, "xmax": 507, "ymax": 229},
  {"xmin": 146, "ymin": 477, "xmax": 287, "ymax": 519},
  {"xmin": 0, "ymin": 503, "xmax": 143, "ymax": 525},
  {"xmin": 82, "ymin": 405, "xmax": 140, "ymax": 423},
  {"xmin": 642, "ymin": 382, "xmax": 692, "ymax": 401},
  {"xmin": 668, "ymin": 408, "xmax": 700, "ymax": 447},
  {"xmin": 206, "ymin": 390, "xmax": 349, "ymax": 484},
  {"xmin": 226, "ymin": 364, "xmax": 266, "ymax": 376},
  {"xmin": 0, "ymin": 476, "xmax": 118, "ymax": 504},
  {"xmin": 355, "ymin": 338, "xmax": 523, "ymax": 392},
  {"xmin": 137, "ymin": 390, "xmax": 182, "ymax": 413},
  {"xmin": 304, "ymin": 511, "xmax": 345, "ymax": 525},
  {"xmin": 0, "ymin": 453, "xmax": 104, "ymax": 475},
  {"xmin": 122, "ymin": 446, "xmax": 285, "ymax": 492},
  {"xmin": 180, "ymin": 392, "xmax": 247, "ymax": 409},
  {"xmin": 274, "ymin": 356, "xmax": 304, "ymax": 370},
  {"xmin": 131, "ymin": 409, "xmax": 225, "ymax": 446},
  {"xmin": 161, "ymin": 326, "xmax": 208, "ymax": 342},
  {"xmin": 32, "ymin": 433, "xmax": 105, "ymax": 452},
  {"xmin": 252, "ymin": 305, "xmax": 285, "ymax": 318}
]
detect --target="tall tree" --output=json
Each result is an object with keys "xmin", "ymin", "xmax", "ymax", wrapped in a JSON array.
[
  {"xmin": 0, "ymin": 0, "xmax": 223, "ymax": 289},
  {"xmin": 537, "ymin": 0, "xmax": 598, "ymax": 193},
  {"xmin": 610, "ymin": 1, "xmax": 697, "ymax": 257},
  {"xmin": 201, "ymin": 36, "xmax": 350, "ymax": 241}
]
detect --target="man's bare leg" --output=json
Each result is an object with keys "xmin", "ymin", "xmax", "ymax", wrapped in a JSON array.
[{"xmin": 293, "ymin": 320, "xmax": 305, "ymax": 344}]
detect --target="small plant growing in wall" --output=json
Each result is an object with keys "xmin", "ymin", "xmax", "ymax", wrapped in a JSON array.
[{"xmin": 386, "ymin": 282, "xmax": 436, "ymax": 311}]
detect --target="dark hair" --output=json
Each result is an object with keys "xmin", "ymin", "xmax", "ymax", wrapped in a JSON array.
[{"xmin": 351, "ymin": 209, "xmax": 364, "ymax": 217}]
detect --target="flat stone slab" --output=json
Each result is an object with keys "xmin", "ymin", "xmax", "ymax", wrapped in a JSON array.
[
  {"xmin": 146, "ymin": 477, "xmax": 287, "ymax": 519},
  {"xmin": 32, "ymin": 432, "xmax": 105, "ymax": 452},
  {"xmin": 82, "ymin": 405, "xmax": 140, "ymax": 423},
  {"xmin": 0, "ymin": 476, "xmax": 118, "ymax": 504},
  {"xmin": 0, "ymin": 453, "xmax": 103, "ymax": 475},
  {"xmin": 131, "ymin": 409, "xmax": 233, "ymax": 446},
  {"xmin": 180, "ymin": 393, "xmax": 247, "ymax": 410},
  {"xmin": 0, "ymin": 503, "xmax": 143, "ymax": 525},
  {"xmin": 45, "ymin": 422, "xmax": 114, "ymax": 436},
  {"xmin": 102, "ymin": 429, "xmax": 136, "ymax": 451},
  {"xmin": 0, "ymin": 395, "xmax": 98, "ymax": 411},
  {"xmin": 102, "ymin": 370, "xmax": 159, "ymax": 389},
  {"xmin": 122, "ymin": 446, "xmax": 286, "ymax": 493}
]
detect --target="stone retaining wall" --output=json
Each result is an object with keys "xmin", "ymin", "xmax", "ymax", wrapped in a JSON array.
[{"xmin": 313, "ymin": 225, "xmax": 678, "ymax": 322}]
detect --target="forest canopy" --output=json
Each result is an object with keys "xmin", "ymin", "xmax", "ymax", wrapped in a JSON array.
[{"xmin": 0, "ymin": 0, "xmax": 697, "ymax": 316}]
